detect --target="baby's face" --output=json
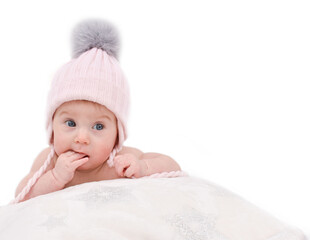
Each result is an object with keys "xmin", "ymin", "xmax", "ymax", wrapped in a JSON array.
[{"xmin": 52, "ymin": 100, "xmax": 118, "ymax": 171}]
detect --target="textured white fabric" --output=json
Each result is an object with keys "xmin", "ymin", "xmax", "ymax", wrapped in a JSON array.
[{"xmin": 0, "ymin": 177, "xmax": 306, "ymax": 240}]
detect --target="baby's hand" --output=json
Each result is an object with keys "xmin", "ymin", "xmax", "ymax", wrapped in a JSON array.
[
  {"xmin": 114, "ymin": 153, "xmax": 147, "ymax": 178},
  {"xmin": 52, "ymin": 151, "xmax": 89, "ymax": 184}
]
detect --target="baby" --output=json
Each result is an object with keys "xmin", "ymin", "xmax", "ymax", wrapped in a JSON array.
[{"xmin": 13, "ymin": 19, "xmax": 181, "ymax": 203}]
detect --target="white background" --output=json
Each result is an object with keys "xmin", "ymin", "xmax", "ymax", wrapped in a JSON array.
[{"xmin": 0, "ymin": 0, "xmax": 309, "ymax": 235}]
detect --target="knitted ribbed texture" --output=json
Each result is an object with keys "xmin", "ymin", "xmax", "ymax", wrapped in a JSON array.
[{"xmin": 46, "ymin": 48, "xmax": 130, "ymax": 154}]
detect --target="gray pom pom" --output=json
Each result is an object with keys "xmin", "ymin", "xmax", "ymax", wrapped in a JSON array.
[{"xmin": 71, "ymin": 19, "xmax": 120, "ymax": 59}]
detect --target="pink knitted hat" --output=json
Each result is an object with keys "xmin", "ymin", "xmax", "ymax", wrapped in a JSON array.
[
  {"xmin": 13, "ymin": 19, "xmax": 130, "ymax": 204},
  {"xmin": 47, "ymin": 19, "xmax": 129, "ymax": 166}
]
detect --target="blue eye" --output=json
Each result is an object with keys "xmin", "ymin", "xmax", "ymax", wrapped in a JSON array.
[
  {"xmin": 93, "ymin": 123, "xmax": 104, "ymax": 130},
  {"xmin": 65, "ymin": 120, "xmax": 76, "ymax": 127}
]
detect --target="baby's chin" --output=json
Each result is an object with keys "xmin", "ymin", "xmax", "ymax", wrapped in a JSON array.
[{"xmin": 75, "ymin": 160, "xmax": 92, "ymax": 171}]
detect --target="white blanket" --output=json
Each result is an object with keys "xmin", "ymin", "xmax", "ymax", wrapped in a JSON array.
[{"xmin": 0, "ymin": 177, "xmax": 307, "ymax": 240}]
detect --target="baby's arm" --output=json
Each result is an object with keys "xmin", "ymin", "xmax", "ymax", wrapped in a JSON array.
[
  {"xmin": 114, "ymin": 147, "xmax": 181, "ymax": 178},
  {"xmin": 15, "ymin": 147, "xmax": 64, "ymax": 202},
  {"xmin": 15, "ymin": 148, "xmax": 88, "ymax": 202}
]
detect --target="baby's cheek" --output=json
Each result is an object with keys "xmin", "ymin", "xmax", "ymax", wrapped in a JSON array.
[
  {"xmin": 53, "ymin": 135, "xmax": 70, "ymax": 156},
  {"xmin": 53, "ymin": 144, "xmax": 66, "ymax": 158},
  {"xmin": 95, "ymin": 143, "xmax": 115, "ymax": 161}
]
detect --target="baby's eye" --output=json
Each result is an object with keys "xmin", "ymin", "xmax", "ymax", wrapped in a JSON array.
[
  {"xmin": 65, "ymin": 120, "xmax": 76, "ymax": 127},
  {"xmin": 93, "ymin": 123, "xmax": 104, "ymax": 130}
]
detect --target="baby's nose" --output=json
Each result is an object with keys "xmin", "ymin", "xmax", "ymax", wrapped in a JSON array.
[{"xmin": 74, "ymin": 129, "xmax": 90, "ymax": 145}]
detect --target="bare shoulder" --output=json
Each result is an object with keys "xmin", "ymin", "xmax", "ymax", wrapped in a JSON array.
[
  {"xmin": 117, "ymin": 146, "xmax": 173, "ymax": 160},
  {"xmin": 117, "ymin": 146, "xmax": 171, "ymax": 159},
  {"xmin": 29, "ymin": 147, "xmax": 55, "ymax": 173},
  {"xmin": 117, "ymin": 146, "xmax": 144, "ymax": 158}
]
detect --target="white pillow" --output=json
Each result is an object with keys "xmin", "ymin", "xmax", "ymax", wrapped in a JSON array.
[{"xmin": 0, "ymin": 177, "xmax": 306, "ymax": 240}]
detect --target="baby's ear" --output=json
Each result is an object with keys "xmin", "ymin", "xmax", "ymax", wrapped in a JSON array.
[
  {"xmin": 50, "ymin": 132, "xmax": 54, "ymax": 144},
  {"xmin": 113, "ymin": 134, "xmax": 119, "ymax": 148}
]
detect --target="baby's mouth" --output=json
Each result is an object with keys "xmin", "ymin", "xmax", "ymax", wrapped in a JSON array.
[{"xmin": 75, "ymin": 151, "xmax": 89, "ymax": 158}]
